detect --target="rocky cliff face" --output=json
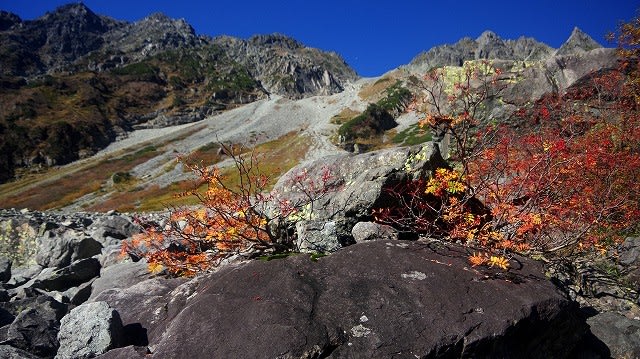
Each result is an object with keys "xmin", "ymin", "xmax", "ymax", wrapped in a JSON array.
[
  {"xmin": 0, "ymin": 4, "xmax": 121, "ymax": 76},
  {"xmin": 213, "ymin": 34, "xmax": 358, "ymax": 98},
  {"xmin": 556, "ymin": 27, "xmax": 603, "ymax": 56},
  {"xmin": 407, "ymin": 28, "xmax": 600, "ymax": 72},
  {"xmin": 0, "ymin": 3, "xmax": 355, "ymax": 98}
]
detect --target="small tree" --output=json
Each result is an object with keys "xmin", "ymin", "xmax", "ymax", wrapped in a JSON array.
[
  {"xmin": 376, "ymin": 19, "xmax": 640, "ymax": 269},
  {"xmin": 122, "ymin": 143, "xmax": 337, "ymax": 276}
]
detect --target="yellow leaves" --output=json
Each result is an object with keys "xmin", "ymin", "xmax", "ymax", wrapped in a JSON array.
[
  {"xmin": 468, "ymin": 252, "xmax": 509, "ymax": 271},
  {"xmin": 489, "ymin": 255, "xmax": 510, "ymax": 270},
  {"xmin": 425, "ymin": 168, "xmax": 467, "ymax": 196},
  {"xmin": 148, "ymin": 262, "xmax": 165, "ymax": 275},
  {"xmin": 195, "ymin": 209, "xmax": 207, "ymax": 222}
]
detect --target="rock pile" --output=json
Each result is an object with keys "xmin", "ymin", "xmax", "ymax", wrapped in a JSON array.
[{"xmin": 0, "ymin": 144, "xmax": 637, "ymax": 357}]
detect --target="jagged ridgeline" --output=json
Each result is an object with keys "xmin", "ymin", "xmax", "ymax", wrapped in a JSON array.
[{"xmin": 0, "ymin": 3, "xmax": 357, "ymax": 183}]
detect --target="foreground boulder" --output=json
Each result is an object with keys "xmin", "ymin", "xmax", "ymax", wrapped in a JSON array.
[
  {"xmin": 102, "ymin": 240, "xmax": 587, "ymax": 358},
  {"xmin": 56, "ymin": 301, "xmax": 124, "ymax": 359}
]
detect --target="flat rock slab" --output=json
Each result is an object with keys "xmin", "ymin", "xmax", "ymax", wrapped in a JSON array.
[{"xmin": 149, "ymin": 240, "xmax": 586, "ymax": 358}]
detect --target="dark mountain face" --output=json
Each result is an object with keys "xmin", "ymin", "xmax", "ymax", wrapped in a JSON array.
[
  {"xmin": 0, "ymin": 3, "xmax": 120, "ymax": 76},
  {"xmin": 0, "ymin": 4, "xmax": 355, "ymax": 96},
  {"xmin": 0, "ymin": 11, "xmax": 21, "ymax": 31}
]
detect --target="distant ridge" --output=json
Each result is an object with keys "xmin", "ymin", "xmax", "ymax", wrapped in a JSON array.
[{"xmin": 408, "ymin": 27, "xmax": 602, "ymax": 72}]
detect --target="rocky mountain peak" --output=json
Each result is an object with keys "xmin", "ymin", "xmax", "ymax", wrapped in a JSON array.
[
  {"xmin": 0, "ymin": 11, "xmax": 21, "ymax": 31},
  {"xmin": 475, "ymin": 30, "xmax": 513, "ymax": 59},
  {"xmin": 38, "ymin": 3, "xmax": 105, "ymax": 30},
  {"xmin": 556, "ymin": 26, "xmax": 602, "ymax": 56},
  {"xmin": 135, "ymin": 12, "xmax": 196, "ymax": 37},
  {"xmin": 99, "ymin": 11, "xmax": 202, "ymax": 62},
  {"xmin": 476, "ymin": 30, "xmax": 500, "ymax": 43},
  {"xmin": 249, "ymin": 33, "xmax": 303, "ymax": 50},
  {"xmin": 17, "ymin": 3, "xmax": 116, "ymax": 70},
  {"xmin": 213, "ymin": 33, "xmax": 357, "ymax": 98},
  {"xmin": 408, "ymin": 27, "xmax": 603, "ymax": 72}
]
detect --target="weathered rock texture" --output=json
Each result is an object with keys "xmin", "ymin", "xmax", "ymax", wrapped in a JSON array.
[
  {"xmin": 408, "ymin": 28, "xmax": 601, "ymax": 72},
  {"xmin": 143, "ymin": 240, "xmax": 585, "ymax": 358},
  {"xmin": 56, "ymin": 301, "xmax": 124, "ymax": 359},
  {"xmin": 213, "ymin": 34, "xmax": 357, "ymax": 98},
  {"xmin": 273, "ymin": 143, "xmax": 447, "ymax": 251}
]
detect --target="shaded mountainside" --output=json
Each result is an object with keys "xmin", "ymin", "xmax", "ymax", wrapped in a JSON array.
[{"xmin": 0, "ymin": 3, "xmax": 357, "ymax": 183}]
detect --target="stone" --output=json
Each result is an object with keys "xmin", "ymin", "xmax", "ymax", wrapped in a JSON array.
[
  {"xmin": 619, "ymin": 236, "xmax": 640, "ymax": 266},
  {"xmin": 5, "ymin": 296, "xmax": 67, "ymax": 357},
  {"xmin": 272, "ymin": 144, "xmax": 446, "ymax": 252},
  {"xmin": 148, "ymin": 240, "xmax": 587, "ymax": 358},
  {"xmin": 89, "ymin": 260, "xmax": 150, "ymax": 301},
  {"xmin": 95, "ymin": 345, "xmax": 147, "ymax": 359},
  {"xmin": 98, "ymin": 244, "xmax": 126, "ymax": 268},
  {"xmin": 90, "ymin": 215, "xmax": 140, "ymax": 247},
  {"xmin": 0, "ymin": 256, "xmax": 12, "ymax": 282},
  {"xmin": 0, "ymin": 345, "xmax": 41, "ymax": 359},
  {"xmin": 587, "ymin": 312, "xmax": 640, "ymax": 359},
  {"xmin": 295, "ymin": 220, "xmax": 342, "ymax": 253},
  {"xmin": 36, "ymin": 230, "xmax": 102, "ymax": 269},
  {"xmin": 65, "ymin": 279, "xmax": 95, "ymax": 305},
  {"xmin": 56, "ymin": 301, "xmax": 124, "ymax": 359},
  {"xmin": 351, "ymin": 221, "xmax": 399, "ymax": 242},
  {"xmin": 6, "ymin": 265, "xmax": 43, "ymax": 289},
  {"xmin": 31, "ymin": 258, "xmax": 101, "ymax": 292},
  {"xmin": 90, "ymin": 277, "xmax": 186, "ymax": 346}
]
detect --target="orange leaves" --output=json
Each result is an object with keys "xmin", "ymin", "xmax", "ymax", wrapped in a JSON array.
[
  {"xmin": 468, "ymin": 252, "xmax": 510, "ymax": 270},
  {"xmin": 377, "ymin": 27, "xmax": 640, "ymax": 270},
  {"xmin": 121, "ymin": 142, "xmax": 338, "ymax": 277}
]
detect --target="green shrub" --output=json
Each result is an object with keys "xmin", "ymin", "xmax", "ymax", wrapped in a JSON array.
[
  {"xmin": 338, "ymin": 103, "xmax": 396, "ymax": 141},
  {"xmin": 112, "ymin": 171, "xmax": 132, "ymax": 184},
  {"xmin": 393, "ymin": 123, "xmax": 432, "ymax": 145},
  {"xmin": 377, "ymin": 81, "xmax": 412, "ymax": 114}
]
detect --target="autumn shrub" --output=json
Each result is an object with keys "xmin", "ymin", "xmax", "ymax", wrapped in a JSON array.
[
  {"xmin": 375, "ymin": 19, "xmax": 640, "ymax": 270},
  {"xmin": 121, "ymin": 143, "xmax": 337, "ymax": 276}
]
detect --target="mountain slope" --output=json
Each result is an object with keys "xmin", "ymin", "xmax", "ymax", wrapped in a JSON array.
[
  {"xmin": 0, "ymin": 4, "xmax": 358, "ymax": 183},
  {"xmin": 0, "ymin": 4, "xmax": 619, "ymax": 212}
]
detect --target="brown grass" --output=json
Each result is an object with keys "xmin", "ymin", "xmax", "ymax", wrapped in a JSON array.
[
  {"xmin": 90, "ymin": 131, "xmax": 313, "ymax": 212},
  {"xmin": 0, "ymin": 146, "xmax": 159, "ymax": 210},
  {"xmin": 358, "ymin": 76, "xmax": 395, "ymax": 101},
  {"xmin": 330, "ymin": 108, "xmax": 360, "ymax": 125}
]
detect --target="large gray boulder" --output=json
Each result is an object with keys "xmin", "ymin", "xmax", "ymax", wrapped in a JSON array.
[
  {"xmin": 351, "ymin": 221, "xmax": 399, "ymax": 242},
  {"xmin": 141, "ymin": 240, "xmax": 586, "ymax": 358},
  {"xmin": 272, "ymin": 143, "xmax": 447, "ymax": 251},
  {"xmin": 89, "ymin": 215, "xmax": 140, "ymax": 247},
  {"xmin": 90, "ymin": 277, "xmax": 187, "ymax": 346},
  {"xmin": 89, "ymin": 260, "xmax": 151, "ymax": 301},
  {"xmin": 36, "ymin": 230, "xmax": 102, "ymax": 269},
  {"xmin": 56, "ymin": 301, "xmax": 124, "ymax": 359}
]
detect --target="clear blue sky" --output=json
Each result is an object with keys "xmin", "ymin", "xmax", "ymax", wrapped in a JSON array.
[{"xmin": 2, "ymin": 1, "xmax": 637, "ymax": 77}]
